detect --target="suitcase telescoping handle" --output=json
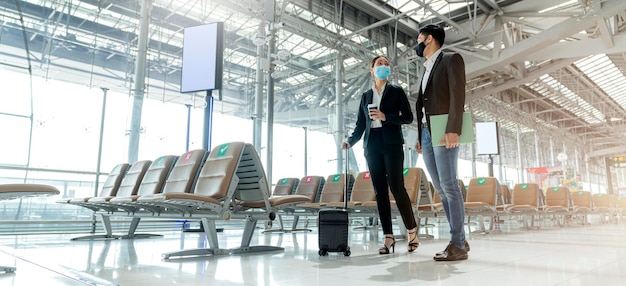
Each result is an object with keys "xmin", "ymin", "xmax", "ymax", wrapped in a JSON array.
[{"xmin": 344, "ymin": 148, "xmax": 349, "ymax": 210}]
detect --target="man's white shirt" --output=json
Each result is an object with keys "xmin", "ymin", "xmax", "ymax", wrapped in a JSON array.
[{"xmin": 421, "ymin": 48, "xmax": 443, "ymax": 125}]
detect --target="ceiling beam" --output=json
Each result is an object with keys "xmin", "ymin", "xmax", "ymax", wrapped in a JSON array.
[
  {"xmin": 466, "ymin": 0, "xmax": 626, "ymax": 78},
  {"xmin": 589, "ymin": 145, "xmax": 626, "ymax": 158},
  {"xmin": 528, "ymin": 33, "xmax": 626, "ymax": 61},
  {"xmin": 466, "ymin": 58, "xmax": 579, "ymax": 101}
]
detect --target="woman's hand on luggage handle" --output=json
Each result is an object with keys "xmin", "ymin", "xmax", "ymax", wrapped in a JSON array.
[{"xmin": 341, "ymin": 142, "xmax": 351, "ymax": 150}]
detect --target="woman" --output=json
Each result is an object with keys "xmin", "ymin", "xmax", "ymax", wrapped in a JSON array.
[{"xmin": 341, "ymin": 55, "xmax": 419, "ymax": 254}]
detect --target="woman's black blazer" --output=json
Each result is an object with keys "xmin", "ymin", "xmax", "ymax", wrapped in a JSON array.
[{"xmin": 347, "ymin": 82, "xmax": 413, "ymax": 149}]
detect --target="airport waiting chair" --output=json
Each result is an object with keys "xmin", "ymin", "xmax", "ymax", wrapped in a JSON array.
[
  {"xmin": 272, "ymin": 178, "xmax": 299, "ymax": 196},
  {"xmin": 84, "ymin": 160, "xmax": 152, "ymax": 212},
  {"xmin": 415, "ymin": 181, "xmax": 449, "ymax": 237},
  {"xmin": 0, "ymin": 183, "xmax": 60, "ymax": 273},
  {"xmin": 458, "ymin": 179, "xmax": 467, "ymax": 202},
  {"xmin": 506, "ymin": 183, "xmax": 543, "ymax": 229},
  {"xmin": 618, "ymin": 196, "xmax": 626, "ymax": 222},
  {"xmin": 398, "ymin": 168, "xmax": 428, "ymax": 209},
  {"xmin": 382, "ymin": 167, "xmax": 430, "ymax": 238},
  {"xmin": 542, "ymin": 187, "xmax": 572, "ymax": 227},
  {"xmin": 0, "ymin": 184, "xmax": 60, "ymax": 201},
  {"xmin": 463, "ymin": 177, "xmax": 502, "ymax": 233},
  {"xmin": 69, "ymin": 160, "xmax": 151, "ymax": 240},
  {"xmin": 327, "ymin": 171, "xmax": 375, "ymax": 208},
  {"xmin": 297, "ymin": 173, "xmax": 354, "ymax": 209},
  {"xmin": 608, "ymin": 194, "xmax": 621, "ymax": 222},
  {"xmin": 356, "ymin": 168, "xmax": 428, "ymax": 233},
  {"xmin": 592, "ymin": 193, "xmax": 612, "ymax": 223},
  {"xmin": 57, "ymin": 163, "xmax": 129, "ymax": 205},
  {"xmin": 96, "ymin": 155, "xmax": 178, "ymax": 239},
  {"xmin": 131, "ymin": 149, "xmax": 208, "ymax": 214},
  {"xmin": 294, "ymin": 176, "xmax": 325, "ymax": 204},
  {"xmin": 148, "ymin": 142, "xmax": 284, "ymax": 259},
  {"xmin": 570, "ymin": 190, "xmax": 593, "ymax": 224},
  {"xmin": 108, "ymin": 155, "xmax": 178, "ymax": 207},
  {"xmin": 340, "ymin": 171, "xmax": 378, "ymax": 228},
  {"xmin": 256, "ymin": 177, "xmax": 300, "ymax": 233},
  {"xmin": 271, "ymin": 175, "xmax": 325, "ymax": 232},
  {"xmin": 359, "ymin": 168, "xmax": 427, "ymax": 208},
  {"xmin": 500, "ymin": 184, "xmax": 511, "ymax": 205},
  {"xmin": 88, "ymin": 142, "xmax": 269, "ymax": 258},
  {"xmin": 67, "ymin": 150, "xmax": 205, "ymax": 241}
]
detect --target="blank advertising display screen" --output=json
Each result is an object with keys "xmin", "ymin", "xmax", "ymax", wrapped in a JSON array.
[
  {"xmin": 180, "ymin": 22, "xmax": 224, "ymax": 93},
  {"xmin": 475, "ymin": 122, "xmax": 500, "ymax": 155}
]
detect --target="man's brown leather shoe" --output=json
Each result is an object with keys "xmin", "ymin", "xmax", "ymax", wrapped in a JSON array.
[
  {"xmin": 435, "ymin": 240, "xmax": 469, "ymax": 257},
  {"xmin": 433, "ymin": 243, "xmax": 468, "ymax": 261}
]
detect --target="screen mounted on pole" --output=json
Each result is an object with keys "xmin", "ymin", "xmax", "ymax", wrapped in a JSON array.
[
  {"xmin": 180, "ymin": 22, "xmax": 224, "ymax": 93},
  {"xmin": 475, "ymin": 122, "xmax": 500, "ymax": 155}
]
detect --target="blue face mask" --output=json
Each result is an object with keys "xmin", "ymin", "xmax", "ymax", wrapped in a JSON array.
[{"xmin": 373, "ymin": 65, "xmax": 391, "ymax": 80}]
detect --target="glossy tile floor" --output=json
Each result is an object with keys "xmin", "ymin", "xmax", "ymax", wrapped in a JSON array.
[{"xmin": 1, "ymin": 216, "xmax": 625, "ymax": 285}]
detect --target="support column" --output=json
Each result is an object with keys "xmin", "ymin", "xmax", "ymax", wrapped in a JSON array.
[
  {"xmin": 471, "ymin": 142, "xmax": 477, "ymax": 178},
  {"xmin": 498, "ymin": 156, "xmax": 505, "ymax": 183},
  {"xmin": 549, "ymin": 138, "xmax": 555, "ymax": 167},
  {"xmin": 516, "ymin": 126, "xmax": 524, "ymax": 183},
  {"xmin": 266, "ymin": 26, "xmax": 276, "ymax": 184},
  {"xmin": 562, "ymin": 143, "xmax": 567, "ymax": 180},
  {"xmin": 185, "ymin": 104, "xmax": 191, "ymax": 152},
  {"xmin": 303, "ymin": 127, "xmax": 308, "ymax": 176},
  {"xmin": 585, "ymin": 153, "xmax": 591, "ymax": 192},
  {"xmin": 574, "ymin": 148, "xmax": 579, "ymax": 179},
  {"xmin": 95, "ymin": 88, "xmax": 108, "ymax": 197},
  {"xmin": 534, "ymin": 132, "xmax": 540, "ymax": 167},
  {"xmin": 253, "ymin": 23, "xmax": 265, "ymax": 153},
  {"xmin": 335, "ymin": 52, "xmax": 344, "ymax": 173},
  {"xmin": 202, "ymin": 92, "xmax": 214, "ymax": 151},
  {"xmin": 127, "ymin": 0, "xmax": 151, "ymax": 163}
]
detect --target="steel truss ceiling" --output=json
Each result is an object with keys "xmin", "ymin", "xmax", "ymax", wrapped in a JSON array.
[{"xmin": 2, "ymin": 0, "xmax": 626, "ymax": 169}]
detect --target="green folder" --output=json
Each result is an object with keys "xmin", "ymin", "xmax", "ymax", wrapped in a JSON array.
[{"xmin": 429, "ymin": 112, "xmax": 474, "ymax": 146}]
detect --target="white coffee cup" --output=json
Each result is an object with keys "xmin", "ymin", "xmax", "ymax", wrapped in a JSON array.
[{"xmin": 367, "ymin": 103, "xmax": 377, "ymax": 119}]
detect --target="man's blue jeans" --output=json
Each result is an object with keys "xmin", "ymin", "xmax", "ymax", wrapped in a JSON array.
[{"xmin": 421, "ymin": 128, "xmax": 466, "ymax": 249}]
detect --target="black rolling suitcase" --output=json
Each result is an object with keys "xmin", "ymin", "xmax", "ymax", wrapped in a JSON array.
[{"xmin": 318, "ymin": 149, "xmax": 351, "ymax": 256}]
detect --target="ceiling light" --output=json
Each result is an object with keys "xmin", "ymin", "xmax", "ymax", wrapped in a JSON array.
[
  {"xmin": 252, "ymin": 36, "xmax": 266, "ymax": 46},
  {"xmin": 276, "ymin": 49, "xmax": 290, "ymax": 58}
]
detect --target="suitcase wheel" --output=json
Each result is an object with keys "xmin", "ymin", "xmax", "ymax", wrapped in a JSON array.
[
  {"xmin": 318, "ymin": 249, "xmax": 328, "ymax": 256},
  {"xmin": 343, "ymin": 248, "xmax": 351, "ymax": 256}
]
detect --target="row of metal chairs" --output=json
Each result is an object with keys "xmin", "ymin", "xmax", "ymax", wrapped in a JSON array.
[
  {"xmin": 288, "ymin": 172, "xmax": 626, "ymax": 236},
  {"xmin": 265, "ymin": 168, "xmax": 431, "ymax": 237},
  {"xmin": 56, "ymin": 141, "xmax": 312, "ymax": 259},
  {"xmin": 416, "ymin": 177, "xmax": 626, "ymax": 234}
]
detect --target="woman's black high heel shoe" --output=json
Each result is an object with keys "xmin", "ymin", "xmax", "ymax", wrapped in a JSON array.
[
  {"xmin": 379, "ymin": 234, "xmax": 396, "ymax": 254},
  {"xmin": 407, "ymin": 227, "xmax": 419, "ymax": 252}
]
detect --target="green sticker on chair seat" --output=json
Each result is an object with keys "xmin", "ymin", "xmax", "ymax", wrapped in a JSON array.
[
  {"xmin": 403, "ymin": 168, "xmax": 409, "ymax": 176},
  {"xmin": 577, "ymin": 191, "xmax": 583, "ymax": 195},
  {"xmin": 477, "ymin": 178, "xmax": 486, "ymax": 185},
  {"xmin": 332, "ymin": 174, "xmax": 341, "ymax": 182},
  {"xmin": 552, "ymin": 187, "xmax": 559, "ymax": 192},
  {"xmin": 280, "ymin": 178, "xmax": 288, "ymax": 184},
  {"xmin": 217, "ymin": 143, "xmax": 230, "ymax": 156},
  {"xmin": 521, "ymin": 184, "xmax": 528, "ymax": 190}
]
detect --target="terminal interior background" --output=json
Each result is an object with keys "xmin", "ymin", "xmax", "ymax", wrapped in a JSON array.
[{"xmin": 1, "ymin": 0, "xmax": 626, "ymax": 285}]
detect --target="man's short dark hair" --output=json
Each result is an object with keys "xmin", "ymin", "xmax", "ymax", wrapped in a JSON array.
[{"xmin": 419, "ymin": 25, "xmax": 445, "ymax": 46}]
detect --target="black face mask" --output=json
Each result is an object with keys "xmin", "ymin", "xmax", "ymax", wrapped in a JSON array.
[{"xmin": 415, "ymin": 41, "xmax": 427, "ymax": 57}]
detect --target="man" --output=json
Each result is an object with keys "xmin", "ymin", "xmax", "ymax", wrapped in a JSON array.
[{"xmin": 414, "ymin": 24, "xmax": 469, "ymax": 261}]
